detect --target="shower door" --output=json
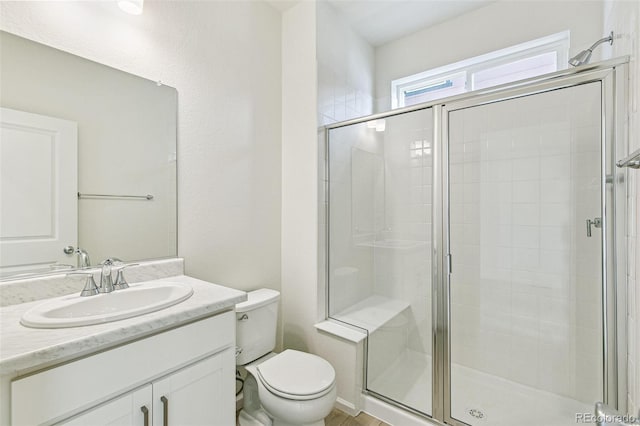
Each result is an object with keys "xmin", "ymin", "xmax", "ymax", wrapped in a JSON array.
[{"xmin": 443, "ymin": 77, "xmax": 614, "ymax": 426}]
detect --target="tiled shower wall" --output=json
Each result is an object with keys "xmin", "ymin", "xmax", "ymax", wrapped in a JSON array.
[
  {"xmin": 374, "ymin": 110, "xmax": 433, "ymax": 354},
  {"xmin": 316, "ymin": 1, "xmax": 374, "ymax": 127},
  {"xmin": 327, "ymin": 125, "xmax": 381, "ymax": 314},
  {"xmin": 317, "ymin": 0, "xmax": 375, "ymax": 316},
  {"xmin": 449, "ymin": 83, "xmax": 604, "ymax": 404}
]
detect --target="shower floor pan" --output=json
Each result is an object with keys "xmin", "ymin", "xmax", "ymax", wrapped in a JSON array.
[{"xmin": 368, "ymin": 349, "xmax": 593, "ymax": 426}]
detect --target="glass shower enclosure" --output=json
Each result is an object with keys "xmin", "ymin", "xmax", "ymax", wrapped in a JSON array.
[{"xmin": 326, "ymin": 60, "xmax": 627, "ymax": 426}]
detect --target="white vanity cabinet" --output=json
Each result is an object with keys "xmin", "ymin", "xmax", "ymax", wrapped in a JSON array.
[
  {"xmin": 10, "ymin": 311, "xmax": 235, "ymax": 426},
  {"xmin": 57, "ymin": 386, "xmax": 152, "ymax": 426},
  {"xmin": 151, "ymin": 350, "xmax": 231, "ymax": 426}
]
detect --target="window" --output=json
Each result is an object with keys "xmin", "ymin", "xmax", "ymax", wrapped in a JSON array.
[{"xmin": 391, "ymin": 31, "xmax": 569, "ymax": 108}]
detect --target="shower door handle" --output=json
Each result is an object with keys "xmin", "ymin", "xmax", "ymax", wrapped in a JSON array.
[{"xmin": 586, "ymin": 217, "xmax": 602, "ymax": 237}]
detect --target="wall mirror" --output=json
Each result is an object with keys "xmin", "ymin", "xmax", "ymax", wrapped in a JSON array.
[{"xmin": 0, "ymin": 31, "xmax": 177, "ymax": 279}]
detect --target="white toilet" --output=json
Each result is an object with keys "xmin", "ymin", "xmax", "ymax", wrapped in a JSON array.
[{"xmin": 236, "ymin": 289, "xmax": 337, "ymax": 426}]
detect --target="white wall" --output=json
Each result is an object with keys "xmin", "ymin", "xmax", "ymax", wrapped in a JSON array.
[
  {"xmin": 602, "ymin": 0, "xmax": 640, "ymax": 416},
  {"xmin": 282, "ymin": 1, "xmax": 365, "ymax": 413},
  {"xmin": 375, "ymin": 0, "xmax": 605, "ymax": 112},
  {"xmin": 0, "ymin": 1, "xmax": 282, "ymax": 296},
  {"xmin": 281, "ymin": 0, "xmax": 319, "ymax": 352}
]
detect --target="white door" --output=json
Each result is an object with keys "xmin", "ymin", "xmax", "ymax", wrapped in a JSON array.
[
  {"xmin": 0, "ymin": 107, "xmax": 78, "ymax": 273},
  {"xmin": 56, "ymin": 385, "xmax": 152, "ymax": 426},
  {"xmin": 152, "ymin": 349, "xmax": 235, "ymax": 426}
]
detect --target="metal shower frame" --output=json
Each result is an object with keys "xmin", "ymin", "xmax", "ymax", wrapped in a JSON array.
[{"xmin": 323, "ymin": 57, "xmax": 629, "ymax": 426}]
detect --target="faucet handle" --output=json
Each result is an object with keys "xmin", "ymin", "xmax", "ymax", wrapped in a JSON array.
[
  {"xmin": 67, "ymin": 272, "xmax": 100, "ymax": 297},
  {"xmin": 113, "ymin": 263, "xmax": 138, "ymax": 290}
]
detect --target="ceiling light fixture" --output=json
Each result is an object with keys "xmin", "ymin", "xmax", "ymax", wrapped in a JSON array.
[{"xmin": 118, "ymin": 0, "xmax": 144, "ymax": 15}]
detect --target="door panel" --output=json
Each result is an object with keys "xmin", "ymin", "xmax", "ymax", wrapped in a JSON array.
[
  {"xmin": 446, "ymin": 82, "xmax": 604, "ymax": 426},
  {"xmin": 0, "ymin": 107, "xmax": 77, "ymax": 273},
  {"xmin": 152, "ymin": 349, "xmax": 234, "ymax": 426}
]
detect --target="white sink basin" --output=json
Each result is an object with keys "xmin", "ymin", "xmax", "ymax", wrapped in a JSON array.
[{"xmin": 21, "ymin": 281, "xmax": 194, "ymax": 329}]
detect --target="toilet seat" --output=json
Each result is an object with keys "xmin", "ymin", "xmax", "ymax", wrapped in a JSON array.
[{"xmin": 256, "ymin": 349, "xmax": 336, "ymax": 401}]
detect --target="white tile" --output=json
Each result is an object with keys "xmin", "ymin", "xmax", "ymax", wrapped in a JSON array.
[
  {"xmin": 450, "ymin": 164, "xmax": 464, "ymax": 184},
  {"xmin": 512, "ymin": 127, "xmax": 540, "ymax": 158},
  {"xmin": 539, "ymin": 125, "xmax": 570, "ymax": 157},
  {"xmin": 513, "ymin": 157, "xmax": 540, "ymax": 181},
  {"xmin": 541, "ymin": 179, "xmax": 570, "ymax": 204},
  {"xmin": 540, "ymin": 155, "xmax": 571, "ymax": 179},
  {"xmin": 513, "ymin": 180, "xmax": 539, "ymax": 203},
  {"xmin": 481, "ymin": 159, "xmax": 512, "ymax": 182},
  {"xmin": 538, "ymin": 342, "xmax": 574, "ymax": 395},
  {"xmin": 509, "ymin": 335, "xmax": 539, "ymax": 387},
  {"xmin": 576, "ymin": 326, "xmax": 601, "ymax": 356},
  {"xmin": 464, "ymin": 162, "xmax": 480, "ymax": 183},
  {"xmin": 540, "ymin": 250, "xmax": 570, "ymax": 275},
  {"xmin": 540, "ymin": 226, "xmax": 570, "ymax": 250},
  {"xmin": 539, "ymin": 297, "xmax": 575, "ymax": 325},
  {"xmin": 512, "ymin": 291, "xmax": 539, "ymax": 318},
  {"xmin": 464, "ymin": 183, "xmax": 480, "ymax": 204},
  {"xmin": 464, "ymin": 140, "xmax": 481, "ymax": 162},
  {"xmin": 485, "ymin": 131, "xmax": 513, "ymax": 160},
  {"xmin": 513, "ymin": 225, "xmax": 539, "ymax": 249},
  {"xmin": 541, "ymin": 203, "xmax": 572, "ymax": 226},
  {"xmin": 512, "ymin": 203, "xmax": 539, "ymax": 226},
  {"xmin": 576, "ymin": 301, "xmax": 602, "ymax": 330},
  {"xmin": 571, "ymin": 125, "xmax": 600, "ymax": 153},
  {"xmin": 513, "ymin": 248, "xmax": 539, "ymax": 270},
  {"xmin": 572, "ymin": 151, "xmax": 600, "ymax": 179}
]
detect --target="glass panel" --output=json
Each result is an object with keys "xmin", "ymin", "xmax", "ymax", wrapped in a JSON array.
[
  {"xmin": 448, "ymin": 82, "xmax": 603, "ymax": 425},
  {"xmin": 328, "ymin": 108, "xmax": 433, "ymax": 415},
  {"xmin": 471, "ymin": 51, "xmax": 558, "ymax": 90}
]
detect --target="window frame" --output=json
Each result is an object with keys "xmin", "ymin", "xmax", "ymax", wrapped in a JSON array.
[{"xmin": 391, "ymin": 31, "xmax": 570, "ymax": 109}]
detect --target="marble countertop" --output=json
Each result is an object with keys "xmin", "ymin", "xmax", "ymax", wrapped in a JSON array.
[{"xmin": 0, "ymin": 275, "xmax": 246, "ymax": 377}]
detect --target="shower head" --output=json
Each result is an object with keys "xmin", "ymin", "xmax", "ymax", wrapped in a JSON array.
[{"xmin": 569, "ymin": 31, "xmax": 614, "ymax": 67}]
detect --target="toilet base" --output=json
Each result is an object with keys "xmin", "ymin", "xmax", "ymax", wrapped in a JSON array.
[
  {"xmin": 238, "ymin": 408, "xmax": 272, "ymax": 426},
  {"xmin": 238, "ymin": 408, "xmax": 325, "ymax": 426},
  {"xmin": 273, "ymin": 420, "xmax": 325, "ymax": 426}
]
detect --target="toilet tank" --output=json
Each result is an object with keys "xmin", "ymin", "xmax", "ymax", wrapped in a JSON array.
[{"xmin": 235, "ymin": 288, "xmax": 280, "ymax": 365}]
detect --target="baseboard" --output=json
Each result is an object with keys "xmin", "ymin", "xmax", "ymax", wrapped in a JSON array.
[{"xmin": 335, "ymin": 397, "xmax": 360, "ymax": 417}]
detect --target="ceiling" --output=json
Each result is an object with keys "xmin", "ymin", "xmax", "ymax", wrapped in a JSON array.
[
  {"xmin": 264, "ymin": 0, "xmax": 494, "ymax": 47},
  {"xmin": 338, "ymin": 1, "xmax": 496, "ymax": 47},
  {"xmin": 264, "ymin": 0, "xmax": 301, "ymax": 12}
]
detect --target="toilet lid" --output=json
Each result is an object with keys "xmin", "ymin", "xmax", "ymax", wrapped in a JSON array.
[{"xmin": 256, "ymin": 349, "xmax": 335, "ymax": 400}]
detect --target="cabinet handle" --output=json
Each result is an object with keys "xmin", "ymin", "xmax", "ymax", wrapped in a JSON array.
[
  {"xmin": 140, "ymin": 406, "xmax": 149, "ymax": 426},
  {"xmin": 161, "ymin": 396, "xmax": 169, "ymax": 426}
]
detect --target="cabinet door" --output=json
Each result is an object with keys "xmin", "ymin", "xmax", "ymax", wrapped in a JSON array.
[
  {"xmin": 57, "ymin": 385, "xmax": 152, "ymax": 426},
  {"xmin": 152, "ymin": 348, "xmax": 234, "ymax": 426}
]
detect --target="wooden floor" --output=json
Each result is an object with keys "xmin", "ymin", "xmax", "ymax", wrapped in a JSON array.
[
  {"xmin": 237, "ymin": 408, "xmax": 389, "ymax": 426},
  {"xmin": 325, "ymin": 409, "xmax": 390, "ymax": 426}
]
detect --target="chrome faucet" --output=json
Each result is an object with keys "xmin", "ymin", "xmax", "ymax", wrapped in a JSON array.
[
  {"xmin": 99, "ymin": 258, "xmax": 123, "ymax": 293},
  {"xmin": 75, "ymin": 247, "xmax": 91, "ymax": 268}
]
